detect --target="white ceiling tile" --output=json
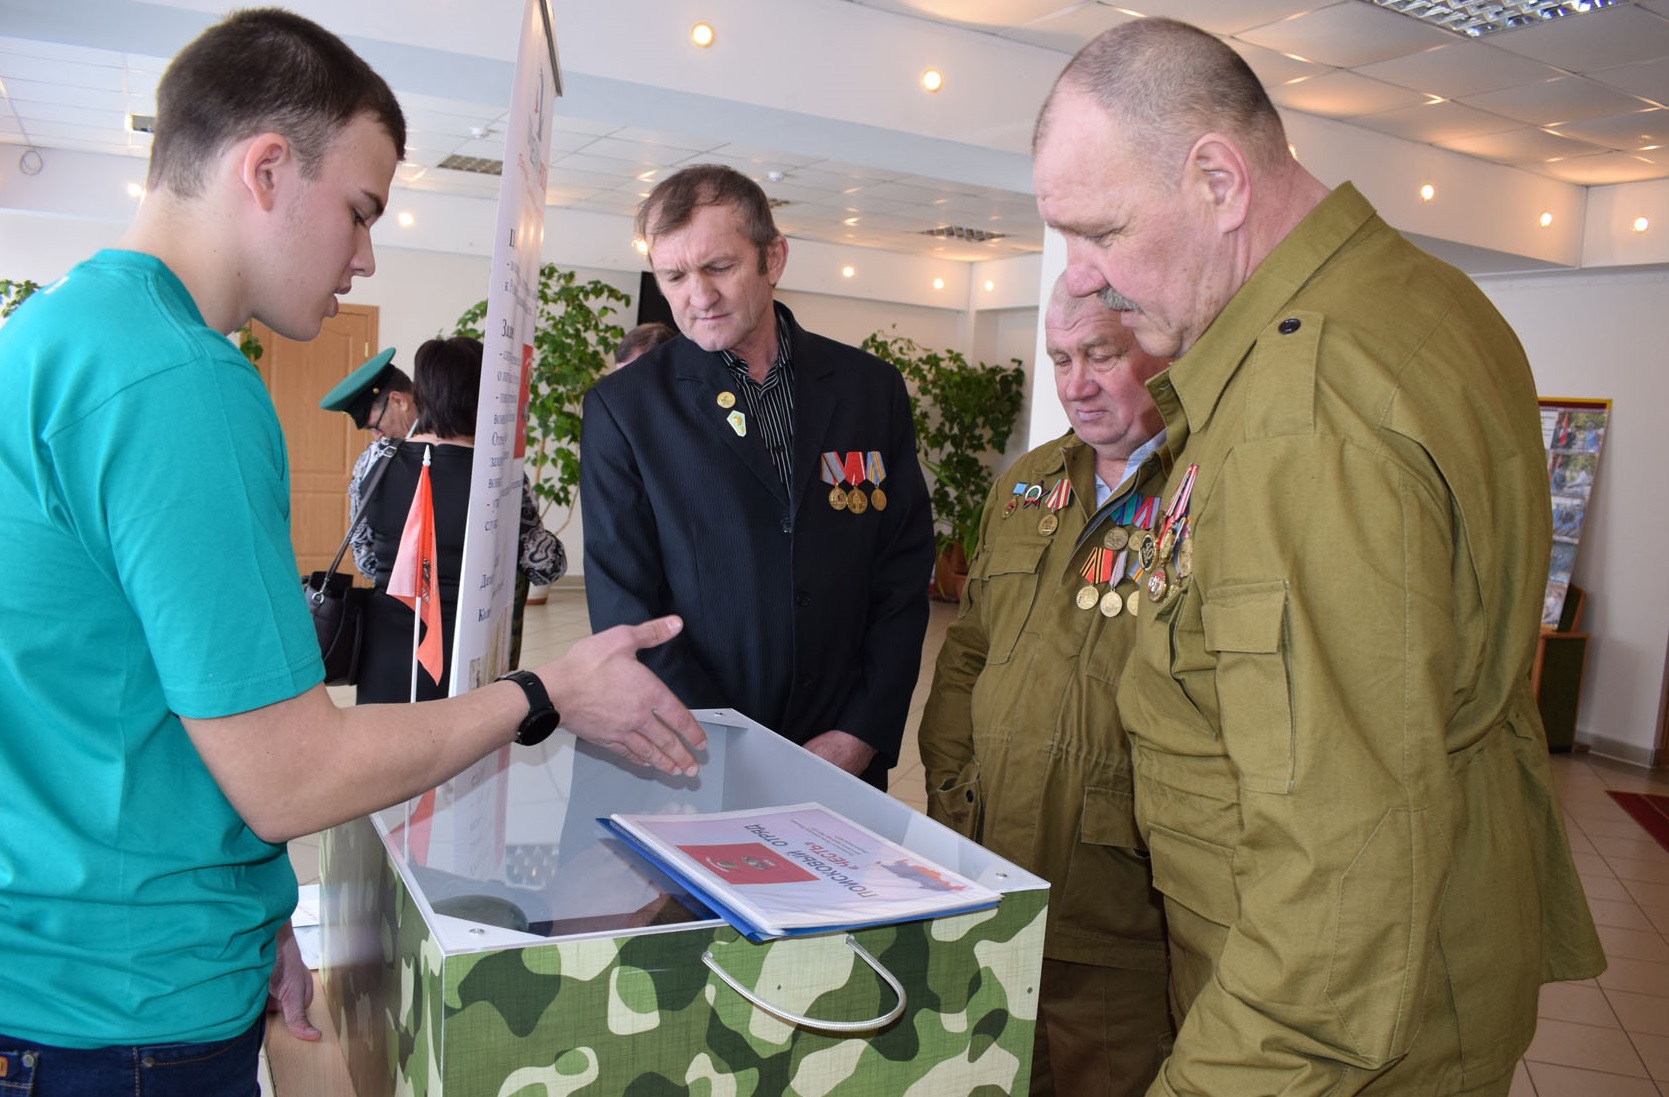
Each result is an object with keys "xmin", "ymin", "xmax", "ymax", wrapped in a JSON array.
[
  {"xmin": 1536, "ymin": 151, "xmax": 1669, "ymax": 185},
  {"xmin": 1483, "ymin": 6, "xmax": 1669, "ymax": 74},
  {"xmin": 1588, "ymin": 56, "xmax": 1669, "ymax": 105},
  {"xmin": 1115, "ymin": 0, "xmax": 1324, "ymax": 37},
  {"xmin": 1, "ymin": 76, "xmax": 126, "ymax": 112},
  {"xmin": 0, "ymin": 55, "xmax": 124, "ymax": 93},
  {"xmin": 1229, "ymin": 41, "xmax": 1332, "ymax": 90},
  {"xmin": 1548, "ymin": 107, "xmax": 1669, "ymax": 151},
  {"xmin": 1355, "ymin": 42, "xmax": 1566, "ymax": 100},
  {"xmin": 999, "ymin": 3, "xmax": 1138, "ymax": 52},
  {"xmin": 1233, "ymin": 2, "xmax": 1454, "ymax": 69},
  {"xmin": 1437, "ymin": 126, "xmax": 1605, "ymax": 165},
  {"xmin": 1266, "ymin": 70, "xmax": 1429, "ymax": 117},
  {"xmin": 610, "ymin": 126, "xmax": 725, "ymax": 153},
  {"xmin": 1350, "ymin": 99, "xmax": 1521, "ymax": 144},
  {"xmin": 1461, "ymin": 74, "xmax": 1654, "ymax": 126}
]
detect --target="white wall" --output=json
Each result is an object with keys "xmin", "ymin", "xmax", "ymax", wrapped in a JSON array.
[{"xmin": 1478, "ymin": 268, "xmax": 1669, "ymax": 765}]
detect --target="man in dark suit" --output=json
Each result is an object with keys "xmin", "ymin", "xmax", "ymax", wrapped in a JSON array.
[{"xmin": 582, "ymin": 164, "xmax": 934, "ymax": 787}]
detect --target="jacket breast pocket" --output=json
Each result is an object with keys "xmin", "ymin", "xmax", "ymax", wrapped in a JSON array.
[
  {"xmin": 1203, "ymin": 581, "xmax": 1295, "ymax": 795},
  {"xmin": 968, "ymin": 538, "xmax": 1048, "ymax": 666}
]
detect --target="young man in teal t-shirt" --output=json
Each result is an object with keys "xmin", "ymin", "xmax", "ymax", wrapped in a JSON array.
[{"xmin": 0, "ymin": 10, "xmax": 705, "ymax": 1092}]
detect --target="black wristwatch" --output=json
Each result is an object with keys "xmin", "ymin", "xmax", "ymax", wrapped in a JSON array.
[{"xmin": 498, "ymin": 669, "xmax": 561, "ymax": 746}]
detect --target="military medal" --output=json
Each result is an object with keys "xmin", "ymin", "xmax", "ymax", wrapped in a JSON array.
[
  {"xmin": 1176, "ymin": 531, "xmax": 1194, "ymax": 578},
  {"xmin": 841, "ymin": 452, "xmax": 869, "ymax": 516},
  {"xmin": 1104, "ymin": 526, "xmax": 1129, "ymax": 551},
  {"xmin": 864, "ymin": 451, "xmax": 888, "ymax": 511},
  {"xmin": 716, "ymin": 391, "xmax": 736, "ymax": 408},
  {"xmin": 821, "ymin": 452, "xmax": 848, "ymax": 510},
  {"xmin": 1147, "ymin": 568, "xmax": 1169, "ymax": 604},
  {"xmin": 1158, "ymin": 525, "xmax": 1177, "ymax": 562},
  {"xmin": 1004, "ymin": 483, "xmax": 1027, "ymax": 518},
  {"xmin": 1100, "ymin": 590, "xmax": 1123, "ymax": 617},
  {"xmin": 727, "ymin": 410, "xmax": 746, "ymax": 437},
  {"xmin": 1137, "ymin": 532, "xmax": 1158, "ymax": 572},
  {"xmin": 1077, "ymin": 545, "xmax": 1116, "ymax": 612},
  {"xmin": 1040, "ymin": 477, "xmax": 1072, "ymax": 536},
  {"xmin": 1022, "ymin": 484, "xmax": 1045, "ymax": 509},
  {"xmin": 1126, "ymin": 593, "xmax": 1139, "ymax": 618}
]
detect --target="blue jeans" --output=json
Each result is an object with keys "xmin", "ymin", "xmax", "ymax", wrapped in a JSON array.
[{"xmin": 0, "ymin": 1016, "xmax": 264, "ymax": 1097}]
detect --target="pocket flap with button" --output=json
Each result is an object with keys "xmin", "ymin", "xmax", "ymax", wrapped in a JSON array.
[{"xmin": 1080, "ymin": 785, "xmax": 1141, "ymax": 851}]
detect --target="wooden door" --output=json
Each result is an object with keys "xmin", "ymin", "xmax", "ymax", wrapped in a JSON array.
[{"xmin": 256, "ymin": 305, "xmax": 378, "ymax": 577}]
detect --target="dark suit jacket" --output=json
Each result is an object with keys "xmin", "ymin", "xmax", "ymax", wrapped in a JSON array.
[{"xmin": 580, "ymin": 305, "xmax": 933, "ymax": 767}]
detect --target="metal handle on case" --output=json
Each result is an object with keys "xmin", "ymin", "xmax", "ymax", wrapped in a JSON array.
[{"xmin": 701, "ymin": 933, "xmax": 907, "ymax": 1034}]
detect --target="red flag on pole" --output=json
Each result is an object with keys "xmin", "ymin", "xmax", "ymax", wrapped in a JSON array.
[{"xmin": 387, "ymin": 446, "xmax": 443, "ymax": 691}]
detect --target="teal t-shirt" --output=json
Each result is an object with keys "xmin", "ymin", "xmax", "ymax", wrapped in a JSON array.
[{"xmin": 0, "ymin": 250, "xmax": 325, "ymax": 1046}]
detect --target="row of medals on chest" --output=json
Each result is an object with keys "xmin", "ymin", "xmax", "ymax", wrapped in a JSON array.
[{"xmin": 1008, "ymin": 465, "xmax": 1198, "ymax": 618}]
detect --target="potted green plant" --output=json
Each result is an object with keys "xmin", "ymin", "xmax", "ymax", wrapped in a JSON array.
[
  {"xmin": 453, "ymin": 265, "xmax": 630, "ymax": 550},
  {"xmin": 1, "ymin": 278, "xmax": 41, "ymax": 320},
  {"xmin": 861, "ymin": 329, "xmax": 1025, "ymax": 600}
]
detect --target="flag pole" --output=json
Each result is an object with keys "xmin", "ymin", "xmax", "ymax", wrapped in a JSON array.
[{"xmin": 409, "ymin": 445, "xmax": 431, "ymax": 703}]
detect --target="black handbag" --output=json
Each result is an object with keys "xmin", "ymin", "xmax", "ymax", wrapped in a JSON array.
[{"xmin": 304, "ymin": 446, "xmax": 395, "ymax": 685}]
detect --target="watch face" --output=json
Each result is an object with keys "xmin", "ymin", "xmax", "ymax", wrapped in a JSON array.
[{"xmin": 519, "ymin": 708, "xmax": 561, "ymax": 747}]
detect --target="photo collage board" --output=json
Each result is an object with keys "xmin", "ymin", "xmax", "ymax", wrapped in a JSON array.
[{"xmin": 1539, "ymin": 397, "xmax": 1610, "ymax": 629}]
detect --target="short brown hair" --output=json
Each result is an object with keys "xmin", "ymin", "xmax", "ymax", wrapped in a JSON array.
[
  {"xmin": 1036, "ymin": 18, "xmax": 1287, "ymax": 187},
  {"xmin": 147, "ymin": 8, "xmax": 406, "ymax": 196},
  {"xmin": 635, "ymin": 165, "xmax": 780, "ymax": 273}
]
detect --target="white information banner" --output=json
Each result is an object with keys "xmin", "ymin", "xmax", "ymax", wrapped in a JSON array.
[
  {"xmin": 454, "ymin": 0, "xmax": 561, "ymax": 696},
  {"xmin": 425, "ymin": 0, "xmax": 560, "ymax": 880}
]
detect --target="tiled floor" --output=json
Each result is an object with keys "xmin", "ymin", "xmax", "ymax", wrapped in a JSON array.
[{"xmin": 283, "ymin": 588, "xmax": 1669, "ymax": 1096}]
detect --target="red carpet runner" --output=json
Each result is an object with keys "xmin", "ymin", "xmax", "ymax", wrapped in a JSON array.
[{"xmin": 1606, "ymin": 791, "xmax": 1669, "ymax": 854}]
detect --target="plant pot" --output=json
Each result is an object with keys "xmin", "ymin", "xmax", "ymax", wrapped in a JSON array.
[{"xmin": 932, "ymin": 543, "xmax": 968, "ymax": 603}]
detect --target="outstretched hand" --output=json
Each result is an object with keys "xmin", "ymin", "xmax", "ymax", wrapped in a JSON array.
[{"xmin": 538, "ymin": 616, "xmax": 706, "ymax": 776}]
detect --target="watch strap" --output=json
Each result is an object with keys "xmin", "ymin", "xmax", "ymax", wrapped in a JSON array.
[{"xmin": 498, "ymin": 669, "xmax": 559, "ymax": 745}]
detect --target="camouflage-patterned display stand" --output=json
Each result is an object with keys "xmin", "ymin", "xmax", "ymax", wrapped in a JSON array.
[{"xmin": 320, "ymin": 711, "xmax": 1048, "ymax": 1097}]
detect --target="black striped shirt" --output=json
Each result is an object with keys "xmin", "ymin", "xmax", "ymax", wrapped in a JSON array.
[{"xmin": 720, "ymin": 302, "xmax": 796, "ymax": 492}]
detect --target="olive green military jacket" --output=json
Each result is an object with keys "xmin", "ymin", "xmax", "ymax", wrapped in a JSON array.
[
  {"xmin": 1117, "ymin": 184, "xmax": 1606, "ymax": 1097},
  {"xmin": 919, "ymin": 433, "xmax": 1168, "ymax": 971}
]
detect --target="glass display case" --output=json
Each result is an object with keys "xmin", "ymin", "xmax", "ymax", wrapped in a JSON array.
[{"xmin": 319, "ymin": 708, "xmax": 1048, "ymax": 1097}]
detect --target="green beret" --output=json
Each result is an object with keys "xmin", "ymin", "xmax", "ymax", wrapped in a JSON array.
[{"xmin": 319, "ymin": 347, "xmax": 402, "ymax": 428}]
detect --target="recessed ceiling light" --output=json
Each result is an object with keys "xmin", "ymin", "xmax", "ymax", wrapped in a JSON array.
[
  {"xmin": 843, "ymin": 217, "xmax": 860, "ymax": 226},
  {"xmin": 984, "ymin": 280, "xmax": 995, "ymax": 292},
  {"xmin": 921, "ymin": 69, "xmax": 943, "ymax": 93},
  {"xmin": 1539, "ymin": 211, "xmax": 1554, "ymax": 228},
  {"xmin": 932, "ymin": 277, "xmax": 945, "ymax": 290},
  {"xmin": 841, "ymin": 265, "xmax": 856, "ymax": 279},
  {"xmin": 690, "ymin": 22, "xmax": 714, "ymax": 48},
  {"xmin": 125, "ymin": 182, "xmax": 144, "ymax": 199},
  {"xmin": 397, "ymin": 211, "xmax": 415, "ymax": 228},
  {"xmin": 1420, "ymin": 184, "xmax": 1436, "ymax": 202},
  {"xmin": 1633, "ymin": 216, "xmax": 1650, "ymax": 233},
  {"xmin": 634, "ymin": 238, "xmax": 649, "ymax": 255}
]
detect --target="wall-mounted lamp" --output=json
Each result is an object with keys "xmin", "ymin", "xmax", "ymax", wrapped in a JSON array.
[
  {"xmin": 932, "ymin": 277, "xmax": 945, "ymax": 291},
  {"xmin": 633, "ymin": 238, "xmax": 649, "ymax": 255},
  {"xmin": 125, "ymin": 182, "xmax": 145, "ymax": 199},
  {"xmin": 984, "ymin": 280, "xmax": 995, "ymax": 292},
  {"xmin": 1634, "ymin": 216, "xmax": 1651, "ymax": 233},
  {"xmin": 921, "ymin": 69, "xmax": 943, "ymax": 93},
  {"xmin": 690, "ymin": 22, "xmax": 715, "ymax": 48},
  {"xmin": 396, "ymin": 211, "xmax": 415, "ymax": 228},
  {"xmin": 1539, "ymin": 211, "xmax": 1554, "ymax": 228},
  {"xmin": 1419, "ymin": 184, "xmax": 1435, "ymax": 202},
  {"xmin": 841, "ymin": 265, "xmax": 856, "ymax": 279}
]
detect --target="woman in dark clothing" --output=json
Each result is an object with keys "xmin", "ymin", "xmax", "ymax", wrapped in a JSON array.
[{"xmin": 355, "ymin": 336, "xmax": 564, "ymax": 702}]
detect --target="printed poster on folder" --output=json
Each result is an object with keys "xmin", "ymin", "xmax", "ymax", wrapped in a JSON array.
[{"xmin": 602, "ymin": 803, "xmax": 1000, "ymax": 942}]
